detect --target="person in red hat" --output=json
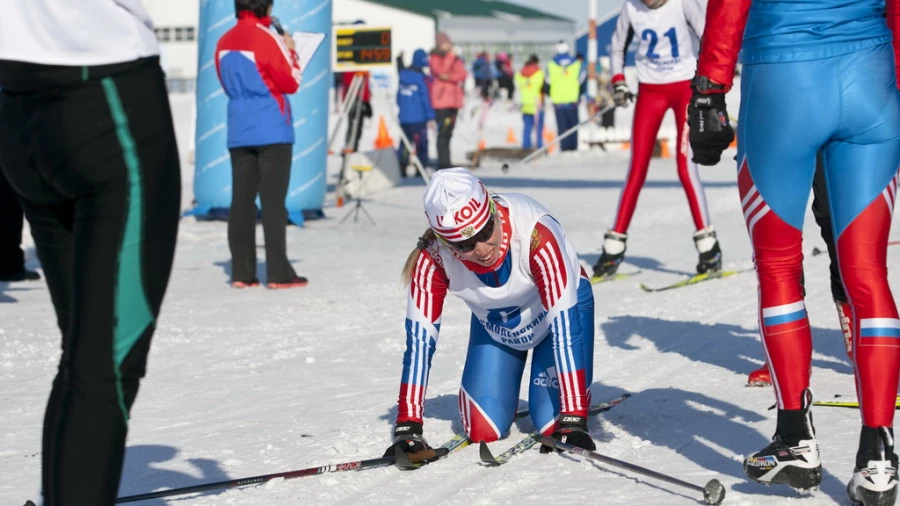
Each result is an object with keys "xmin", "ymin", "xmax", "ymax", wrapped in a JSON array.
[{"xmin": 385, "ymin": 168, "xmax": 596, "ymax": 457}]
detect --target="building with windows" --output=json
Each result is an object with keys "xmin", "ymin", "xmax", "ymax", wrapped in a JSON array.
[
  {"xmin": 335, "ymin": 0, "xmax": 574, "ymax": 68},
  {"xmin": 143, "ymin": 0, "xmax": 573, "ymax": 93},
  {"xmin": 144, "ymin": 0, "xmax": 200, "ymax": 92}
]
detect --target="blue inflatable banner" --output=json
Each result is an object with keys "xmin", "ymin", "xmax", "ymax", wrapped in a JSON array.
[{"xmin": 191, "ymin": 0, "xmax": 332, "ymax": 225}]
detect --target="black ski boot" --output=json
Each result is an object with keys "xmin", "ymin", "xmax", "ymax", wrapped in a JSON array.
[
  {"xmin": 744, "ymin": 389, "xmax": 822, "ymax": 493},
  {"xmin": 693, "ymin": 226, "xmax": 722, "ymax": 274},
  {"xmin": 848, "ymin": 426, "xmax": 899, "ymax": 506},
  {"xmin": 0, "ymin": 269, "xmax": 40, "ymax": 282},
  {"xmin": 592, "ymin": 230, "xmax": 627, "ymax": 277}
]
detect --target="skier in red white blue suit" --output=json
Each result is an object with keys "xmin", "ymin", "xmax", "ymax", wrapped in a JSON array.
[
  {"xmin": 689, "ymin": 0, "xmax": 900, "ymax": 502},
  {"xmin": 384, "ymin": 168, "xmax": 596, "ymax": 458}
]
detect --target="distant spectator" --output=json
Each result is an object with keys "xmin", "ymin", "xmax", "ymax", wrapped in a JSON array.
[
  {"xmin": 397, "ymin": 49, "xmax": 435, "ymax": 177},
  {"xmin": 341, "ymin": 70, "xmax": 372, "ymax": 153},
  {"xmin": 0, "ymin": 168, "xmax": 39, "ymax": 282},
  {"xmin": 429, "ymin": 32, "xmax": 467, "ymax": 169},
  {"xmin": 333, "ymin": 71, "xmax": 344, "ymax": 112},
  {"xmin": 547, "ymin": 41, "xmax": 582, "ymax": 151},
  {"xmin": 515, "ymin": 54, "xmax": 546, "ymax": 150},
  {"xmin": 472, "ymin": 51, "xmax": 494, "ymax": 100},
  {"xmin": 494, "ymin": 52, "xmax": 515, "ymax": 100},
  {"xmin": 597, "ymin": 56, "xmax": 616, "ymax": 128},
  {"xmin": 216, "ymin": 0, "xmax": 308, "ymax": 289},
  {"xmin": 576, "ymin": 53, "xmax": 588, "ymax": 98}
]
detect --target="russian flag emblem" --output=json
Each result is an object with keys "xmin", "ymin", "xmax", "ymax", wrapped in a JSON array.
[
  {"xmin": 762, "ymin": 301, "xmax": 808, "ymax": 335},
  {"xmin": 860, "ymin": 318, "xmax": 900, "ymax": 339}
]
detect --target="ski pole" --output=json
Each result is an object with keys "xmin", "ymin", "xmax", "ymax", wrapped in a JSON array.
[
  {"xmin": 501, "ymin": 103, "xmax": 617, "ymax": 173},
  {"xmin": 537, "ymin": 435, "xmax": 726, "ymax": 505},
  {"xmin": 116, "ymin": 454, "xmax": 398, "ymax": 503}
]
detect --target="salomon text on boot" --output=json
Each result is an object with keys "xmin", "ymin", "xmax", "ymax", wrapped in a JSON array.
[
  {"xmin": 744, "ymin": 389, "xmax": 822, "ymax": 493},
  {"xmin": 693, "ymin": 226, "xmax": 722, "ymax": 274},
  {"xmin": 848, "ymin": 426, "xmax": 898, "ymax": 506},
  {"xmin": 593, "ymin": 230, "xmax": 627, "ymax": 278}
]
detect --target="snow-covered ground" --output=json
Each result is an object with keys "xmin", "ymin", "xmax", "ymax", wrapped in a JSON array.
[{"xmin": 0, "ymin": 91, "xmax": 892, "ymax": 506}]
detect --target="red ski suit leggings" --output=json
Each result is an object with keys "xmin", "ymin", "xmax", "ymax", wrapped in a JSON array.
[{"xmin": 613, "ymin": 80, "xmax": 711, "ymax": 233}]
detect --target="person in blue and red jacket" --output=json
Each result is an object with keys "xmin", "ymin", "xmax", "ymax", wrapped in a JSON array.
[
  {"xmin": 397, "ymin": 49, "xmax": 435, "ymax": 177},
  {"xmin": 689, "ymin": 0, "xmax": 900, "ymax": 501},
  {"xmin": 216, "ymin": 0, "xmax": 307, "ymax": 290}
]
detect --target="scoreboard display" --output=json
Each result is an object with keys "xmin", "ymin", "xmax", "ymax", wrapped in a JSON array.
[{"xmin": 334, "ymin": 26, "xmax": 392, "ymax": 71}]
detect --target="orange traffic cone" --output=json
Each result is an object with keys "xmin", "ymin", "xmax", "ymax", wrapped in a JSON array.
[
  {"xmin": 374, "ymin": 116, "xmax": 394, "ymax": 150},
  {"xmin": 478, "ymin": 138, "xmax": 487, "ymax": 151},
  {"xmin": 544, "ymin": 129, "xmax": 556, "ymax": 153},
  {"xmin": 622, "ymin": 141, "xmax": 631, "ymax": 150},
  {"xmin": 659, "ymin": 138, "xmax": 671, "ymax": 158},
  {"xmin": 506, "ymin": 127, "xmax": 518, "ymax": 145}
]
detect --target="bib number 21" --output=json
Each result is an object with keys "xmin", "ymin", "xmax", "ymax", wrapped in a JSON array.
[{"xmin": 641, "ymin": 27, "xmax": 679, "ymax": 59}]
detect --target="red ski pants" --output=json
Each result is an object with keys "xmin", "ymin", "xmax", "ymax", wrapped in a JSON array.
[{"xmin": 612, "ymin": 80, "xmax": 711, "ymax": 233}]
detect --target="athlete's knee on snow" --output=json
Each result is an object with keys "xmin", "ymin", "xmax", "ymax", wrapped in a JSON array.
[{"xmin": 459, "ymin": 388, "xmax": 514, "ymax": 442}]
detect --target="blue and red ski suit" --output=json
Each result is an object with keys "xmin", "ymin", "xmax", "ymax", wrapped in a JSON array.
[{"xmin": 698, "ymin": 0, "xmax": 900, "ymax": 428}]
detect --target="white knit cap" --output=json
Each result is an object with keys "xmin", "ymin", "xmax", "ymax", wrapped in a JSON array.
[
  {"xmin": 556, "ymin": 41, "xmax": 570, "ymax": 54},
  {"xmin": 423, "ymin": 168, "xmax": 492, "ymax": 242}
]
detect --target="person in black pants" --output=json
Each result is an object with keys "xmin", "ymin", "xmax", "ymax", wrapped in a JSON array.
[
  {"xmin": 0, "ymin": 56, "xmax": 180, "ymax": 506},
  {"xmin": 216, "ymin": 0, "xmax": 308, "ymax": 289},
  {"xmin": 0, "ymin": 168, "xmax": 39, "ymax": 282},
  {"xmin": 228, "ymin": 144, "xmax": 298, "ymax": 286}
]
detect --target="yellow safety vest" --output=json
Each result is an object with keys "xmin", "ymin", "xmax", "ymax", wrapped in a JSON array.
[
  {"xmin": 547, "ymin": 59, "xmax": 582, "ymax": 105},
  {"xmin": 514, "ymin": 69, "xmax": 545, "ymax": 115}
]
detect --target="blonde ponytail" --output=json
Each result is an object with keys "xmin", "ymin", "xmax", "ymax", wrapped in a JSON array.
[{"xmin": 401, "ymin": 228, "xmax": 437, "ymax": 285}]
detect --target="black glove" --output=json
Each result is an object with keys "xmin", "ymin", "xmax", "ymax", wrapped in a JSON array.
[
  {"xmin": 540, "ymin": 415, "xmax": 596, "ymax": 454},
  {"xmin": 383, "ymin": 421, "xmax": 432, "ymax": 458},
  {"xmin": 688, "ymin": 75, "xmax": 734, "ymax": 166},
  {"xmin": 613, "ymin": 81, "xmax": 634, "ymax": 108}
]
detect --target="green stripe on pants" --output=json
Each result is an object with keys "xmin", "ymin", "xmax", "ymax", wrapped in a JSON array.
[{"xmin": 102, "ymin": 77, "xmax": 154, "ymax": 422}]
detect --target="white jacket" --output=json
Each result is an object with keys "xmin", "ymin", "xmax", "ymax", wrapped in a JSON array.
[{"xmin": 0, "ymin": 0, "xmax": 159, "ymax": 66}]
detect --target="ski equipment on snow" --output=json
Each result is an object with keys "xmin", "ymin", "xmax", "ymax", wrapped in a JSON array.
[
  {"xmin": 743, "ymin": 389, "xmax": 822, "ymax": 493},
  {"xmin": 399, "ymin": 394, "xmax": 633, "ymax": 470},
  {"xmin": 591, "ymin": 270, "xmax": 641, "ymax": 285},
  {"xmin": 116, "ymin": 453, "xmax": 411, "ymax": 503},
  {"xmin": 639, "ymin": 269, "xmax": 752, "ymax": 292},
  {"xmin": 813, "ymin": 395, "xmax": 900, "ymax": 409},
  {"xmin": 848, "ymin": 426, "xmax": 899, "ymax": 506},
  {"xmin": 538, "ymin": 434, "xmax": 726, "ymax": 505},
  {"xmin": 480, "ymin": 393, "xmax": 632, "ymax": 466}
]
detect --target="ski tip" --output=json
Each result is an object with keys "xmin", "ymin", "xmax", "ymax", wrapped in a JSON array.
[
  {"xmin": 638, "ymin": 283, "xmax": 654, "ymax": 292},
  {"xmin": 591, "ymin": 271, "xmax": 641, "ymax": 285},
  {"xmin": 479, "ymin": 441, "xmax": 501, "ymax": 466},
  {"xmin": 703, "ymin": 479, "xmax": 726, "ymax": 505}
]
